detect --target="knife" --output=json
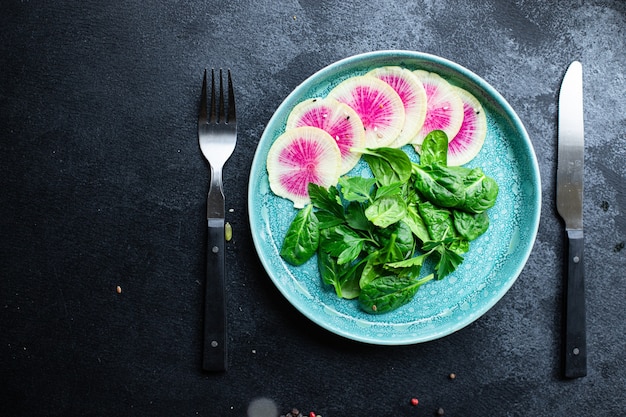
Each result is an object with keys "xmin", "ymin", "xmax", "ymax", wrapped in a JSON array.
[{"xmin": 556, "ymin": 61, "xmax": 586, "ymax": 379}]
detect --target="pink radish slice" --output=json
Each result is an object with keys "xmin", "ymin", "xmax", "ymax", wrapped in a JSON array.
[
  {"xmin": 447, "ymin": 86, "xmax": 488, "ymax": 166},
  {"xmin": 411, "ymin": 70, "xmax": 464, "ymax": 149},
  {"xmin": 286, "ymin": 97, "xmax": 365, "ymax": 174},
  {"xmin": 266, "ymin": 126, "xmax": 342, "ymax": 208},
  {"xmin": 328, "ymin": 75, "xmax": 405, "ymax": 148},
  {"xmin": 367, "ymin": 66, "xmax": 427, "ymax": 148}
]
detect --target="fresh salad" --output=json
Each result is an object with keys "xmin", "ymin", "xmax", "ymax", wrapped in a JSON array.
[{"xmin": 265, "ymin": 66, "xmax": 498, "ymax": 314}]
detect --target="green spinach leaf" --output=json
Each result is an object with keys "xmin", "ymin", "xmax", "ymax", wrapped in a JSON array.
[
  {"xmin": 358, "ymin": 255, "xmax": 381, "ymax": 289},
  {"xmin": 280, "ymin": 204, "xmax": 320, "ymax": 266},
  {"xmin": 459, "ymin": 168, "xmax": 499, "ymax": 213},
  {"xmin": 339, "ymin": 176, "xmax": 376, "ymax": 203},
  {"xmin": 365, "ymin": 195, "xmax": 407, "ymax": 228},
  {"xmin": 403, "ymin": 205, "xmax": 431, "ymax": 243},
  {"xmin": 419, "ymin": 130, "xmax": 449, "ymax": 166},
  {"xmin": 345, "ymin": 201, "xmax": 372, "ymax": 232},
  {"xmin": 358, "ymin": 274, "xmax": 434, "ymax": 314},
  {"xmin": 376, "ymin": 220, "xmax": 415, "ymax": 262},
  {"xmin": 358, "ymin": 147, "xmax": 412, "ymax": 186},
  {"xmin": 418, "ymin": 201, "xmax": 456, "ymax": 241},
  {"xmin": 384, "ymin": 252, "xmax": 429, "ymax": 278},
  {"xmin": 413, "ymin": 163, "xmax": 466, "ymax": 208},
  {"xmin": 375, "ymin": 182, "xmax": 404, "ymax": 200},
  {"xmin": 317, "ymin": 249, "xmax": 361, "ymax": 299},
  {"xmin": 320, "ymin": 225, "xmax": 367, "ymax": 265},
  {"xmin": 453, "ymin": 209, "xmax": 490, "ymax": 240}
]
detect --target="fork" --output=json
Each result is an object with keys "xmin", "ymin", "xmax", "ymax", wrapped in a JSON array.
[{"xmin": 198, "ymin": 68, "xmax": 237, "ymax": 371}]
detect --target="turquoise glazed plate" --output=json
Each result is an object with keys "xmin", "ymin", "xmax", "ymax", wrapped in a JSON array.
[{"xmin": 248, "ymin": 50, "xmax": 540, "ymax": 345}]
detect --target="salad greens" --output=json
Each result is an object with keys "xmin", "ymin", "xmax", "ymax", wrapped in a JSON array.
[{"xmin": 279, "ymin": 130, "xmax": 499, "ymax": 314}]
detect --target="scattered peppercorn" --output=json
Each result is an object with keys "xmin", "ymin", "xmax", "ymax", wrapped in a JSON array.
[
  {"xmin": 116, "ymin": 285, "xmax": 122, "ymax": 294},
  {"xmin": 309, "ymin": 412, "xmax": 316, "ymax": 417},
  {"xmin": 436, "ymin": 407, "xmax": 445, "ymax": 416},
  {"xmin": 449, "ymin": 372, "xmax": 456, "ymax": 380},
  {"xmin": 410, "ymin": 398, "xmax": 419, "ymax": 406}
]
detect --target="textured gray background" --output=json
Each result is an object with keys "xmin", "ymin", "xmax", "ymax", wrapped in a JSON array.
[{"xmin": 1, "ymin": 0, "xmax": 624, "ymax": 416}]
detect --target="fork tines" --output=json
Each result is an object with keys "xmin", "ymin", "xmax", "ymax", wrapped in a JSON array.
[{"xmin": 199, "ymin": 68, "xmax": 235, "ymax": 126}]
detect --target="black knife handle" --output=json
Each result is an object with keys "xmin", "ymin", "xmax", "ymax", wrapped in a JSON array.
[
  {"xmin": 563, "ymin": 230, "xmax": 586, "ymax": 378},
  {"xmin": 203, "ymin": 219, "xmax": 227, "ymax": 371}
]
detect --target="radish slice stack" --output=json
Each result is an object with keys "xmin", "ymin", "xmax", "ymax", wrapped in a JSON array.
[
  {"xmin": 366, "ymin": 66, "xmax": 427, "ymax": 148},
  {"xmin": 328, "ymin": 75, "xmax": 405, "ymax": 148},
  {"xmin": 411, "ymin": 70, "xmax": 464, "ymax": 148},
  {"xmin": 286, "ymin": 97, "xmax": 365, "ymax": 174},
  {"xmin": 447, "ymin": 86, "xmax": 487, "ymax": 166},
  {"xmin": 266, "ymin": 65, "xmax": 490, "ymax": 206},
  {"xmin": 266, "ymin": 126, "xmax": 342, "ymax": 208}
]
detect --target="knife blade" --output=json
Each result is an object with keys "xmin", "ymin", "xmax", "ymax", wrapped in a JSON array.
[{"xmin": 556, "ymin": 60, "xmax": 586, "ymax": 379}]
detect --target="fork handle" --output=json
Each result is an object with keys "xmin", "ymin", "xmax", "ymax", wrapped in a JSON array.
[{"xmin": 203, "ymin": 218, "xmax": 227, "ymax": 371}]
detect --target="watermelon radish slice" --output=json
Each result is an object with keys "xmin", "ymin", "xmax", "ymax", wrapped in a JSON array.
[
  {"xmin": 366, "ymin": 66, "xmax": 427, "ymax": 148},
  {"xmin": 447, "ymin": 86, "xmax": 488, "ymax": 166},
  {"xmin": 411, "ymin": 70, "xmax": 464, "ymax": 149},
  {"xmin": 266, "ymin": 126, "xmax": 342, "ymax": 208},
  {"xmin": 328, "ymin": 75, "xmax": 405, "ymax": 148},
  {"xmin": 286, "ymin": 97, "xmax": 365, "ymax": 174}
]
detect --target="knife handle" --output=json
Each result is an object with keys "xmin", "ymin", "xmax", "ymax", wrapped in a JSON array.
[
  {"xmin": 203, "ymin": 218, "xmax": 227, "ymax": 371},
  {"xmin": 563, "ymin": 230, "xmax": 586, "ymax": 378}
]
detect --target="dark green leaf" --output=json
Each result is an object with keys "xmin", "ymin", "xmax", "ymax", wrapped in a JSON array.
[
  {"xmin": 403, "ymin": 205, "xmax": 430, "ymax": 243},
  {"xmin": 318, "ymin": 249, "xmax": 362, "ymax": 299},
  {"xmin": 338, "ymin": 263, "xmax": 363, "ymax": 299},
  {"xmin": 308, "ymin": 183, "xmax": 344, "ymax": 218},
  {"xmin": 320, "ymin": 225, "xmax": 365, "ymax": 264},
  {"xmin": 453, "ymin": 209, "xmax": 490, "ymax": 240},
  {"xmin": 345, "ymin": 201, "xmax": 372, "ymax": 231},
  {"xmin": 339, "ymin": 176, "xmax": 376, "ymax": 203},
  {"xmin": 378, "ymin": 220, "xmax": 415, "ymax": 261},
  {"xmin": 280, "ymin": 205, "xmax": 319, "ymax": 266},
  {"xmin": 358, "ymin": 147, "xmax": 412, "ymax": 186},
  {"xmin": 359, "ymin": 255, "xmax": 381, "ymax": 289},
  {"xmin": 419, "ymin": 130, "xmax": 449, "ymax": 166},
  {"xmin": 315, "ymin": 211, "xmax": 345, "ymax": 229},
  {"xmin": 375, "ymin": 182, "xmax": 404, "ymax": 200},
  {"xmin": 384, "ymin": 252, "xmax": 429, "ymax": 278},
  {"xmin": 459, "ymin": 168, "xmax": 499, "ymax": 213},
  {"xmin": 447, "ymin": 238, "xmax": 470, "ymax": 255},
  {"xmin": 318, "ymin": 249, "xmax": 341, "ymax": 294},
  {"xmin": 358, "ymin": 274, "xmax": 434, "ymax": 314},
  {"xmin": 435, "ymin": 246, "xmax": 464, "ymax": 279},
  {"xmin": 413, "ymin": 163, "xmax": 466, "ymax": 208},
  {"xmin": 337, "ymin": 242, "xmax": 363, "ymax": 265},
  {"xmin": 418, "ymin": 201, "xmax": 456, "ymax": 241},
  {"xmin": 365, "ymin": 195, "xmax": 407, "ymax": 228}
]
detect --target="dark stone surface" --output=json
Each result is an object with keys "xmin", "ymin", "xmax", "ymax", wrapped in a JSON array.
[{"xmin": 1, "ymin": 1, "xmax": 624, "ymax": 416}]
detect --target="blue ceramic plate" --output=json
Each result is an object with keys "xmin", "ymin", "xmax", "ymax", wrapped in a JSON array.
[{"xmin": 248, "ymin": 51, "xmax": 540, "ymax": 345}]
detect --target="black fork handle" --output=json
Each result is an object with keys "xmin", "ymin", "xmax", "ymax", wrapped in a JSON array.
[{"xmin": 203, "ymin": 218, "xmax": 227, "ymax": 371}]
